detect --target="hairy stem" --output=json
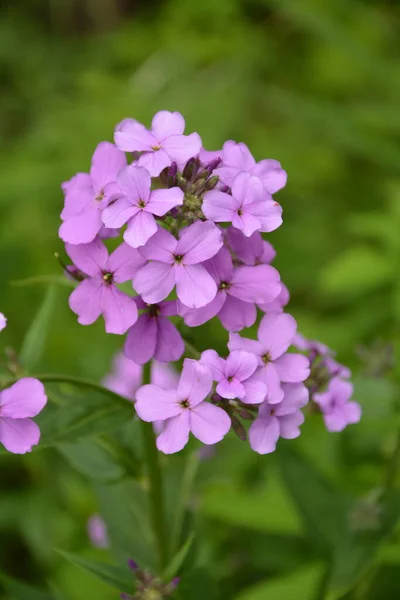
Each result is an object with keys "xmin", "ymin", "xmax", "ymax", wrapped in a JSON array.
[{"xmin": 140, "ymin": 361, "xmax": 169, "ymax": 572}]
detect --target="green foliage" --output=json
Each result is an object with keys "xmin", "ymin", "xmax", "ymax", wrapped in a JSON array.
[
  {"xmin": 56, "ymin": 551, "xmax": 134, "ymax": 593},
  {"xmin": 20, "ymin": 285, "xmax": 57, "ymax": 371}
]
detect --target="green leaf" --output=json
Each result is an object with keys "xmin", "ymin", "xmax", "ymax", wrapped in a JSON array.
[
  {"xmin": 233, "ymin": 564, "xmax": 324, "ymax": 600},
  {"xmin": 57, "ymin": 441, "xmax": 125, "ymax": 482},
  {"xmin": 319, "ymin": 246, "xmax": 395, "ymax": 300},
  {"xmin": 0, "ymin": 573, "xmax": 54, "ymax": 600},
  {"xmin": 20, "ymin": 285, "xmax": 57, "ymax": 370},
  {"xmin": 163, "ymin": 533, "xmax": 195, "ymax": 582},
  {"xmin": 57, "ymin": 550, "xmax": 134, "ymax": 593}
]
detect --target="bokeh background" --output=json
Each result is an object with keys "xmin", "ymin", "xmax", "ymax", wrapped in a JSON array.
[{"xmin": 0, "ymin": 0, "xmax": 399, "ymax": 599}]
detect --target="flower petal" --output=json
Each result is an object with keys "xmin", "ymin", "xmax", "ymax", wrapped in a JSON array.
[
  {"xmin": 245, "ymin": 199, "xmax": 283, "ymax": 233},
  {"xmin": 182, "ymin": 292, "xmax": 226, "ymax": 327},
  {"xmin": 136, "ymin": 385, "xmax": 180, "ymax": 421},
  {"xmin": 102, "ymin": 197, "xmax": 138, "ymax": 229},
  {"xmin": 230, "ymin": 265, "xmax": 281, "ymax": 304},
  {"xmin": 177, "ymin": 221, "xmax": 223, "ymax": 265},
  {"xmin": 0, "ymin": 418, "xmax": 41, "ymax": 454},
  {"xmin": 147, "ymin": 187, "xmax": 184, "ymax": 217},
  {"xmin": 154, "ymin": 317, "xmax": 185, "ymax": 363},
  {"xmin": 101, "ymin": 287, "xmax": 138, "ymax": 335},
  {"xmin": 218, "ymin": 296, "xmax": 256, "ymax": 332},
  {"xmin": 258, "ymin": 312, "xmax": 297, "ymax": 359},
  {"xmin": 69, "ymin": 279, "xmax": 103, "ymax": 325},
  {"xmin": 274, "ymin": 353, "xmax": 310, "ymax": 383},
  {"xmin": 107, "ymin": 242, "xmax": 146, "ymax": 282},
  {"xmin": 232, "ymin": 172, "xmax": 263, "ymax": 205},
  {"xmin": 138, "ymin": 226, "xmax": 176, "ymax": 263},
  {"xmin": 202, "ymin": 190, "xmax": 236, "ymax": 223},
  {"xmin": 90, "ymin": 142, "xmax": 127, "ymax": 192},
  {"xmin": 189, "ymin": 402, "xmax": 231, "ymax": 444},
  {"xmin": 251, "ymin": 159, "xmax": 287, "ymax": 194},
  {"xmin": 124, "ymin": 211, "xmax": 158, "ymax": 248},
  {"xmin": 138, "ymin": 149, "xmax": 171, "ymax": 177},
  {"xmin": 279, "ymin": 412, "xmax": 304, "ymax": 439},
  {"xmin": 65, "ymin": 238, "xmax": 108, "ymax": 276},
  {"xmin": 216, "ymin": 378, "xmax": 245, "ymax": 399},
  {"xmin": 223, "ymin": 140, "xmax": 255, "ymax": 171},
  {"xmin": 156, "ymin": 411, "xmax": 190, "ymax": 454},
  {"xmin": 133, "ymin": 262, "xmax": 175, "ymax": 304},
  {"xmin": 175, "ymin": 264, "xmax": 217, "ymax": 309},
  {"xmin": 59, "ymin": 206, "xmax": 103, "ymax": 245},
  {"xmin": 274, "ymin": 383, "xmax": 309, "ymax": 416},
  {"xmin": 177, "ymin": 359, "xmax": 212, "ymax": 407},
  {"xmin": 241, "ymin": 376, "xmax": 267, "ymax": 404},
  {"xmin": 114, "ymin": 119, "xmax": 156, "ymax": 152},
  {"xmin": 228, "ymin": 332, "xmax": 263, "ymax": 357},
  {"xmin": 61, "ymin": 173, "xmax": 93, "ymax": 219},
  {"xmin": 263, "ymin": 362, "xmax": 284, "ymax": 404},
  {"xmin": 0, "ymin": 379, "xmax": 47, "ymax": 418},
  {"xmin": 162, "ymin": 133, "xmax": 202, "ymax": 165},
  {"xmin": 117, "ymin": 165, "xmax": 151, "ymax": 204},
  {"xmin": 249, "ymin": 414, "xmax": 280, "ymax": 454},
  {"xmin": 200, "ymin": 349, "xmax": 226, "ymax": 382},
  {"xmin": 226, "ymin": 350, "xmax": 258, "ymax": 381},
  {"xmin": 151, "ymin": 110, "xmax": 185, "ymax": 139},
  {"xmin": 124, "ymin": 314, "xmax": 158, "ymax": 364}
]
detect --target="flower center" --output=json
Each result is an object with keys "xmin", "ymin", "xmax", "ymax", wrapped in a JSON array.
[
  {"xmin": 148, "ymin": 304, "xmax": 161, "ymax": 317},
  {"xmin": 219, "ymin": 281, "xmax": 230, "ymax": 290},
  {"xmin": 151, "ymin": 145, "xmax": 161, "ymax": 151},
  {"xmin": 95, "ymin": 189, "xmax": 105, "ymax": 202},
  {"xmin": 102, "ymin": 272, "xmax": 113, "ymax": 285},
  {"xmin": 262, "ymin": 352, "xmax": 272, "ymax": 364},
  {"xmin": 227, "ymin": 376, "xmax": 234, "ymax": 382},
  {"xmin": 237, "ymin": 208, "xmax": 243, "ymax": 216},
  {"xmin": 179, "ymin": 399, "xmax": 190, "ymax": 409},
  {"xmin": 138, "ymin": 199, "xmax": 146, "ymax": 209},
  {"xmin": 174, "ymin": 254, "xmax": 184, "ymax": 264}
]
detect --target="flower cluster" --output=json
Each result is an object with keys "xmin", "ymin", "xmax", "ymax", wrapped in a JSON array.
[{"xmin": 58, "ymin": 109, "xmax": 360, "ymax": 455}]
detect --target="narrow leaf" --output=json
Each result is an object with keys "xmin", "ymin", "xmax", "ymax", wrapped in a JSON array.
[
  {"xmin": 0, "ymin": 573, "xmax": 54, "ymax": 600},
  {"xmin": 57, "ymin": 441, "xmax": 125, "ymax": 482},
  {"xmin": 163, "ymin": 533, "xmax": 195, "ymax": 582},
  {"xmin": 20, "ymin": 285, "xmax": 57, "ymax": 370},
  {"xmin": 57, "ymin": 550, "xmax": 133, "ymax": 593}
]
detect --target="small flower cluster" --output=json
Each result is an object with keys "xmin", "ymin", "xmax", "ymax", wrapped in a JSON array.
[
  {"xmin": 120, "ymin": 559, "xmax": 179, "ymax": 600},
  {"xmin": 294, "ymin": 334, "xmax": 361, "ymax": 432},
  {"xmin": 58, "ymin": 110, "xmax": 360, "ymax": 456}
]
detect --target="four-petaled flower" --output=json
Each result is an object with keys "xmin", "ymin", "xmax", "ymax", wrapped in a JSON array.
[
  {"xmin": 313, "ymin": 378, "xmax": 361, "ymax": 432},
  {"xmin": 102, "ymin": 165, "xmax": 184, "ymax": 248},
  {"xmin": 180, "ymin": 247, "xmax": 281, "ymax": 331},
  {"xmin": 135, "ymin": 359, "xmax": 231, "ymax": 454},
  {"xmin": 133, "ymin": 221, "xmax": 223, "ymax": 309},
  {"xmin": 229, "ymin": 313, "xmax": 310, "ymax": 404},
  {"xmin": 59, "ymin": 142, "xmax": 126, "ymax": 245},
  {"xmin": 249, "ymin": 383, "xmax": 308, "ymax": 454},
  {"xmin": 201, "ymin": 349, "xmax": 266, "ymax": 403},
  {"xmin": 0, "ymin": 378, "xmax": 47, "ymax": 454},
  {"xmin": 114, "ymin": 110, "xmax": 202, "ymax": 176},
  {"xmin": 66, "ymin": 238, "xmax": 146, "ymax": 334},
  {"xmin": 125, "ymin": 299, "xmax": 184, "ymax": 364},
  {"xmin": 203, "ymin": 172, "xmax": 283, "ymax": 237}
]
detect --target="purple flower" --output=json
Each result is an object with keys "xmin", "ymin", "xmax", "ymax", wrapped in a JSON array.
[
  {"xmin": 293, "ymin": 334, "xmax": 351, "ymax": 380},
  {"xmin": 114, "ymin": 111, "xmax": 202, "ymax": 176},
  {"xmin": 249, "ymin": 383, "xmax": 309, "ymax": 454},
  {"xmin": 133, "ymin": 221, "xmax": 223, "ymax": 308},
  {"xmin": 226, "ymin": 227, "xmax": 276, "ymax": 266},
  {"xmin": 66, "ymin": 238, "xmax": 146, "ymax": 334},
  {"xmin": 203, "ymin": 172, "xmax": 282, "ymax": 236},
  {"xmin": 201, "ymin": 349, "xmax": 266, "ymax": 403},
  {"xmin": 0, "ymin": 313, "xmax": 7, "ymax": 332},
  {"xmin": 0, "ymin": 378, "xmax": 47, "ymax": 454},
  {"xmin": 135, "ymin": 359, "xmax": 231, "ymax": 454},
  {"xmin": 198, "ymin": 147, "xmax": 223, "ymax": 165},
  {"xmin": 180, "ymin": 247, "xmax": 281, "ymax": 331},
  {"xmin": 59, "ymin": 142, "xmax": 126, "ymax": 245},
  {"xmin": 102, "ymin": 165, "xmax": 184, "ymax": 248},
  {"xmin": 314, "ymin": 378, "xmax": 361, "ymax": 432},
  {"xmin": 229, "ymin": 313, "xmax": 310, "ymax": 404},
  {"xmin": 214, "ymin": 140, "xmax": 287, "ymax": 194},
  {"xmin": 87, "ymin": 514, "xmax": 109, "ymax": 549},
  {"xmin": 124, "ymin": 299, "xmax": 184, "ymax": 364},
  {"xmin": 103, "ymin": 353, "xmax": 179, "ymax": 401}
]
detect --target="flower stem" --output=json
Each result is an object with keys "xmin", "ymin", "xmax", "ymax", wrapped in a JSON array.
[
  {"xmin": 169, "ymin": 450, "xmax": 199, "ymax": 555},
  {"xmin": 140, "ymin": 361, "xmax": 169, "ymax": 573}
]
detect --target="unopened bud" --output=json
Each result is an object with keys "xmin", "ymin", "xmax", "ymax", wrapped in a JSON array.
[
  {"xmin": 239, "ymin": 409, "xmax": 255, "ymax": 421},
  {"xmin": 128, "ymin": 559, "xmax": 138, "ymax": 571},
  {"xmin": 204, "ymin": 176, "xmax": 219, "ymax": 191},
  {"xmin": 182, "ymin": 158, "xmax": 199, "ymax": 181},
  {"xmin": 231, "ymin": 415, "xmax": 247, "ymax": 441}
]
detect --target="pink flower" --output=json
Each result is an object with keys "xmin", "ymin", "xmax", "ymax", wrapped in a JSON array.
[
  {"xmin": 229, "ymin": 313, "xmax": 310, "ymax": 404},
  {"xmin": 114, "ymin": 111, "xmax": 202, "ymax": 176},
  {"xmin": 135, "ymin": 359, "xmax": 231, "ymax": 454},
  {"xmin": 180, "ymin": 247, "xmax": 281, "ymax": 331},
  {"xmin": 133, "ymin": 221, "xmax": 223, "ymax": 309},
  {"xmin": 0, "ymin": 313, "xmax": 7, "ymax": 332},
  {"xmin": 249, "ymin": 383, "xmax": 308, "ymax": 454},
  {"xmin": 102, "ymin": 165, "xmax": 184, "ymax": 248},
  {"xmin": 203, "ymin": 172, "xmax": 282, "ymax": 237},
  {"xmin": 87, "ymin": 514, "xmax": 109, "ymax": 549},
  {"xmin": 0, "ymin": 378, "xmax": 47, "ymax": 454},
  {"xmin": 258, "ymin": 282, "xmax": 290, "ymax": 314},
  {"xmin": 313, "ymin": 378, "xmax": 361, "ymax": 432},
  {"xmin": 201, "ymin": 350, "xmax": 266, "ymax": 403},
  {"xmin": 103, "ymin": 353, "xmax": 179, "ymax": 401},
  {"xmin": 226, "ymin": 227, "xmax": 276, "ymax": 266},
  {"xmin": 59, "ymin": 142, "xmax": 126, "ymax": 245},
  {"xmin": 124, "ymin": 299, "xmax": 184, "ymax": 364},
  {"xmin": 66, "ymin": 238, "xmax": 145, "ymax": 334},
  {"xmin": 214, "ymin": 140, "xmax": 287, "ymax": 194}
]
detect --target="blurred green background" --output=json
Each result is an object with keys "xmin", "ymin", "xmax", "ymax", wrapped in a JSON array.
[{"xmin": 1, "ymin": 0, "xmax": 399, "ymax": 598}]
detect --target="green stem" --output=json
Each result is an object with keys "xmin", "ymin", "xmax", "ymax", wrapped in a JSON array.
[
  {"xmin": 184, "ymin": 340, "xmax": 201, "ymax": 360},
  {"xmin": 170, "ymin": 451, "xmax": 199, "ymax": 555},
  {"xmin": 140, "ymin": 361, "xmax": 169, "ymax": 573},
  {"xmin": 383, "ymin": 427, "xmax": 400, "ymax": 494}
]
